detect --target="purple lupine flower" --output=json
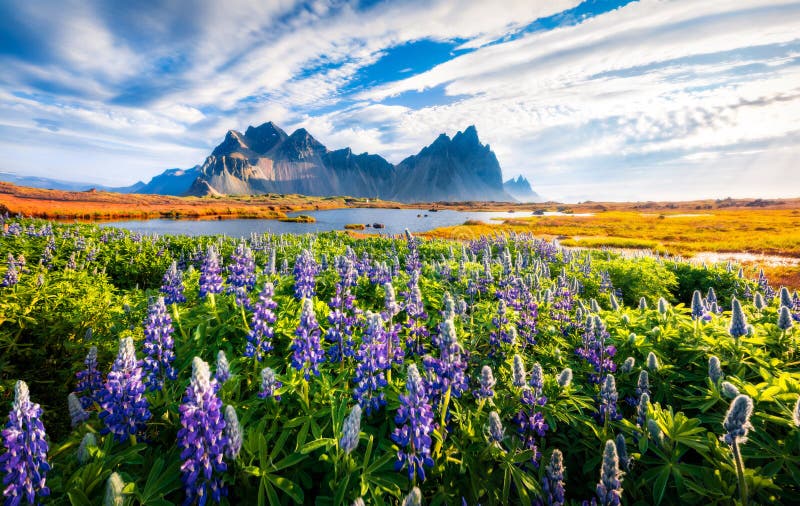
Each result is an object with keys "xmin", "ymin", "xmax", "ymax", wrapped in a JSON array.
[
  {"xmin": 595, "ymin": 374, "xmax": 622, "ymax": 426},
  {"xmin": 326, "ymin": 257, "xmax": 359, "ymax": 363},
  {"xmin": 215, "ymin": 350, "xmax": 230, "ymax": 384},
  {"xmin": 223, "ymin": 405, "xmax": 242, "ymax": 460},
  {"xmin": 514, "ymin": 385, "xmax": 549, "ymax": 466},
  {"xmin": 512, "ymin": 354, "xmax": 527, "ymax": 388},
  {"xmin": 691, "ymin": 290, "xmax": 707, "ymax": 321},
  {"xmin": 708, "ymin": 356, "xmax": 723, "ymax": 384},
  {"xmin": 474, "ymin": 365, "xmax": 496, "ymax": 400},
  {"xmin": 227, "ymin": 243, "xmax": 256, "ymax": 307},
  {"xmin": 293, "ymin": 249, "xmax": 319, "ymax": 300},
  {"xmin": 141, "ymin": 297, "xmax": 177, "ymax": 392},
  {"xmin": 517, "ymin": 299, "xmax": 539, "ymax": 348},
  {"xmin": 576, "ymin": 316, "xmax": 616, "ymax": 384},
  {"xmin": 68, "ymin": 393, "xmax": 89, "ymax": 428},
  {"xmin": 489, "ymin": 300, "xmax": 513, "ymax": 356},
  {"xmin": 636, "ymin": 393, "xmax": 650, "ymax": 430},
  {"xmin": 160, "ymin": 261, "xmax": 186, "ymax": 305},
  {"xmin": 178, "ymin": 357, "xmax": 227, "ymax": 505},
  {"xmin": 199, "ymin": 246, "xmax": 224, "ymax": 299},
  {"xmin": 382, "ymin": 282, "xmax": 405, "ymax": 366},
  {"xmin": 403, "ymin": 487, "xmax": 422, "ymax": 506},
  {"xmin": 721, "ymin": 394, "xmax": 753, "ymax": 446},
  {"xmin": 0, "ymin": 381, "xmax": 51, "ymax": 505},
  {"xmin": 530, "ymin": 363, "xmax": 544, "ymax": 397},
  {"xmin": 77, "ymin": 433, "xmax": 97, "ymax": 465},
  {"xmin": 557, "ymin": 368, "xmax": 573, "ymax": 388},
  {"xmin": 258, "ymin": 367, "xmax": 282, "ymax": 401},
  {"xmin": 392, "ymin": 363, "xmax": 435, "ymax": 482},
  {"xmin": 646, "ymin": 352, "xmax": 659, "ymax": 371},
  {"xmin": 402, "ymin": 271, "xmax": 429, "ymax": 356},
  {"xmin": 778, "ymin": 306, "xmax": 793, "ymax": 331},
  {"xmin": 98, "ymin": 337, "xmax": 151, "ymax": 442},
  {"xmin": 75, "ymin": 345, "xmax": 103, "ymax": 409},
  {"xmin": 340, "ymin": 404, "xmax": 362, "ymax": 455},
  {"xmin": 404, "ymin": 229, "xmax": 422, "ymax": 274},
  {"xmin": 596, "ymin": 440, "xmax": 624, "ymax": 506},
  {"xmin": 1, "ymin": 253, "xmax": 18, "ymax": 287},
  {"xmin": 353, "ymin": 313, "xmax": 390, "ymax": 415},
  {"xmin": 542, "ymin": 449, "xmax": 566, "ymax": 506},
  {"xmin": 636, "ymin": 370, "xmax": 649, "ymax": 399},
  {"xmin": 729, "ymin": 298, "xmax": 748, "ymax": 340},
  {"xmin": 291, "ymin": 299, "xmax": 326, "ymax": 380},
  {"xmin": 424, "ymin": 315, "xmax": 469, "ymax": 406},
  {"xmin": 487, "ymin": 411, "xmax": 505, "ymax": 443},
  {"xmin": 244, "ymin": 282, "xmax": 278, "ymax": 361}
]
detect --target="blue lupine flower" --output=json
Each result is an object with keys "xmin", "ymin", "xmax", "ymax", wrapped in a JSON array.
[
  {"xmin": 638, "ymin": 298, "xmax": 648, "ymax": 311},
  {"xmin": 778, "ymin": 306, "xmax": 793, "ymax": 331},
  {"xmin": 178, "ymin": 357, "xmax": 228, "ymax": 505},
  {"xmin": 512, "ymin": 354, "xmax": 527, "ymax": 388},
  {"xmin": 1, "ymin": 254, "xmax": 18, "ymax": 287},
  {"xmin": 402, "ymin": 487, "xmax": 422, "ymax": 506},
  {"xmin": 708, "ymin": 356, "xmax": 723, "ymax": 384},
  {"xmin": 104, "ymin": 472, "xmax": 125, "ymax": 506},
  {"xmin": 142, "ymin": 297, "xmax": 177, "ymax": 392},
  {"xmin": 691, "ymin": 290, "xmax": 706, "ymax": 320},
  {"xmin": 557, "ymin": 368, "xmax": 573, "ymax": 388},
  {"xmin": 215, "ymin": 350, "xmax": 230, "ymax": 384},
  {"xmin": 402, "ymin": 271, "xmax": 429, "ymax": 356},
  {"xmin": 754, "ymin": 292, "xmax": 766, "ymax": 311},
  {"xmin": 780, "ymin": 286, "xmax": 793, "ymax": 310},
  {"xmin": 721, "ymin": 395, "xmax": 753, "ymax": 446},
  {"xmin": 576, "ymin": 316, "xmax": 617, "ymax": 384},
  {"xmin": 258, "ymin": 367, "xmax": 282, "ymax": 401},
  {"xmin": 487, "ymin": 411, "xmax": 505, "ymax": 443},
  {"xmin": 489, "ymin": 300, "xmax": 513, "ymax": 356},
  {"xmin": 326, "ymin": 257, "xmax": 359, "ymax": 363},
  {"xmin": 514, "ymin": 385, "xmax": 548, "ymax": 466},
  {"xmin": 68, "ymin": 393, "xmax": 89, "ymax": 428},
  {"xmin": 293, "ymin": 249, "xmax": 319, "ymax": 300},
  {"xmin": 77, "ymin": 432, "xmax": 97, "ymax": 464},
  {"xmin": 353, "ymin": 312, "xmax": 390, "ymax": 415},
  {"xmin": 160, "ymin": 261, "xmax": 186, "ymax": 305},
  {"xmin": 340, "ymin": 404, "xmax": 362, "ymax": 455},
  {"xmin": 636, "ymin": 370, "xmax": 649, "ymax": 399},
  {"xmin": 424, "ymin": 315, "xmax": 469, "ymax": 404},
  {"xmin": 595, "ymin": 374, "xmax": 622, "ymax": 426},
  {"xmin": 392, "ymin": 364, "xmax": 435, "ymax": 482},
  {"xmin": 291, "ymin": 299, "xmax": 326, "ymax": 380},
  {"xmin": 530, "ymin": 363, "xmax": 544, "ymax": 397},
  {"xmin": 657, "ymin": 298, "xmax": 668, "ymax": 314},
  {"xmin": 615, "ymin": 433, "xmax": 631, "ymax": 471},
  {"xmin": 98, "ymin": 337, "xmax": 151, "ymax": 442},
  {"xmin": 721, "ymin": 381, "xmax": 740, "ymax": 399},
  {"xmin": 1, "ymin": 381, "xmax": 51, "ymax": 504},
  {"xmin": 542, "ymin": 448, "xmax": 566, "ymax": 506},
  {"xmin": 728, "ymin": 298, "xmax": 748, "ymax": 340},
  {"xmin": 75, "ymin": 345, "xmax": 104, "ymax": 409},
  {"xmin": 596, "ymin": 440, "xmax": 624, "ymax": 506},
  {"xmin": 474, "ymin": 365, "xmax": 496, "ymax": 399},
  {"xmin": 636, "ymin": 393, "xmax": 650, "ymax": 429},
  {"xmin": 226, "ymin": 243, "xmax": 256, "ymax": 308},
  {"xmin": 245, "ymin": 282, "xmax": 278, "ymax": 361},
  {"xmin": 199, "ymin": 246, "xmax": 224, "ymax": 299},
  {"xmin": 223, "ymin": 405, "xmax": 242, "ymax": 460},
  {"xmin": 620, "ymin": 357, "xmax": 634, "ymax": 374}
]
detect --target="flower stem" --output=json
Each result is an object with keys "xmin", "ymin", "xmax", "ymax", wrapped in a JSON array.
[{"xmin": 732, "ymin": 440, "xmax": 748, "ymax": 506}]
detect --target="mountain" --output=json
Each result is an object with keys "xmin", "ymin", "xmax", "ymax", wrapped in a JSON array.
[
  {"xmin": 0, "ymin": 172, "xmax": 145, "ymax": 193},
  {"xmin": 137, "ymin": 122, "xmax": 517, "ymax": 202},
  {"xmin": 504, "ymin": 175, "xmax": 543, "ymax": 202}
]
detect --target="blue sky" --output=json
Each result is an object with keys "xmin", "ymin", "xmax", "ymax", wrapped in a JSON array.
[{"xmin": 1, "ymin": 0, "xmax": 799, "ymax": 201}]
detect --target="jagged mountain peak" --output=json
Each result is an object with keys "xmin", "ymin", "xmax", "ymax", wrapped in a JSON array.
[{"xmin": 244, "ymin": 122, "xmax": 288, "ymax": 154}]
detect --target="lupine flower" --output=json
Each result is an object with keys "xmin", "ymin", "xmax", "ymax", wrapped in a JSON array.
[
  {"xmin": 595, "ymin": 374, "xmax": 622, "ymax": 425},
  {"xmin": 226, "ymin": 243, "xmax": 256, "ymax": 307},
  {"xmin": 721, "ymin": 395, "xmax": 753, "ymax": 446},
  {"xmin": 215, "ymin": 350, "xmax": 230, "ymax": 384},
  {"xmin": 558, "ymin": 368, "xmax": 573, "ymax": 388},
  {"xmin": 708, "ymin": 356, "xmax": 723, "ymax": 384},
  {"xmin": 402, "ymin": 487, "xmax": 422, "ymax": 506},
  {"xmin": 178, "ymin": 357, "xmax": 228, "ymax": 505},
  {"xmin": 291, "ymin": 299, "xmax": 326, "ymax": 380},
  {"xmin": 474, "ymin": 365, "xmax": 496, "ymax": 399},
  {"xmin": 258, "ymin": 367, "xmax": 282, "ymax": 401},
  {"xmin": 104, "ymin": 472, "xmax": 125, "ymax": 506},
  {"xmin": 1, "ymin": 381, "xmax": 51, "ymax": 504},
  {"xmin": 610, "ymin": 293, "xmax": 619, "ymax": 311},
  {"xmin": 392, "ymin": 364, "xmax": 435, "ymax": 482},
  {"xmin": 199, "ymin": 246, "xmax": 224, "ymax": 299},
  {"xmin": 721, "ymin": 381, "xmax": 740, "ymax": 399},
  {"xmin": 340, "ymin": 404, "xmax": 362, "ymax": 454},
  {"xmin": 224, "ymin": 405, "xmax": 242, "ymax": 460},
  {"xmin": 402, "ymin": 271, "xmax": 429, "ymax": 356},
  {"xmin": 576, "ymin": 316, "xmax": 617, "ymax": 384},
  {"xmin": 636, "ymin": 393, "xmax": 650, "ymax": 429},
  {"xmin": 778, "ymin": 306, "xmax": 793, "ymax": 331},
  {"xmin": 68, "ymin": 392, "xmax": 89, "ymax": 428},
  {"xmin": 728, "ymin": 298, "xmax": 748, "ymax": 340},
  {"xmin": 98, "ymin": 337, "xmax": 151, "ymax": 442},
  {"xmin": 75, "ymin": 345, "xmax": 104, "ymax": 408},
  {"xmin": 487, "ymin": 411, "xmax": 505, "ymax": 443},
  {"xmin": 596, "ymin": 440, "xmax": 624, "ymax": 506},
  {"xmin": 515, "ymin": 381, "xmax": 549, "ymax": 465},
  {"xmin": 636, "ymin": 370, "xmax": 649, "ymax": 399},
  {"xmin": 424, "ymin": 316, "xmax": 469, "ymax": 403},
  {"xmin": 620, "ymin": 357, "xmax": 635, "ymax": 374},
  {"xmin": 638, "ymin": 298, "xmax": 647, "ymax": 311},
  {"xmin": 353, "ymin": 313, "xmax": 390, "ymax": 415},
  {"xmin": 160, "ymin": 261, "xmax": 186, "ymax": 305},
  {"xmin": 780, "ymin": 287, "xmax": 793, "ymax": 309},
  {"xmin": 657, "ymin": 298, "xmax": 668, "ymax": 314},
  {"xmin": 615, "ymin": 434, "xmax": 631, "ymax": 471},
  {"xmin": 293, "ymin": 249, "xmax": 319, "ymax": 299},
  {"xmin": 1, "ymin": 254, "xmax": 18, "ymax": 287},
  {"xmin": 384, "ymin": 282, "xmax": 401, "ymax": 319},
  {"xmin": 512, "ymin": 354, "xmax": 527, "ymax": 387},
  {"xmin": 645, "ymin": 352, "xmax": 659, "ymax": 372},
  {"xmin": 245, "ymin": 282, "xmax": 278, "ymax": 361},
  {"xmin": 142, "ymin": 297, "xmax": 177, "ymax": 392},
  {"xmin": 647, "ymin": 419, "xmax": 663, "ymax": 444},
  {"xmin": 352, "ymin": 498, "xmax": 365, "ymax": 506},
  {"xmin": 754, "ymin": 292, "xmax": 766, "ymax": 311},
  {"xmin": 530, "ymin": 363, "xmax": 544, "ymax": 396},
  {"xmin": 792, "ymin": 396, "xmax": 800, "ymax": 427},
  {"xmin": 691, "ymin": 290, "xmax": 706, "ymax": 320},
  {"xmin": 77, "ymin": 432, "xmax": 97, "ymax": 464},
  {"xmin": 542, "ymin": 449, "xmax": 566, "ymax": 506},
  {"xmin": 326, "ymin": 257, "xmax": 359, "ymax": 363}
]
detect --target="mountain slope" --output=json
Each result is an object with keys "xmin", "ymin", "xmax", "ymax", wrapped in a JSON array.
[
  {"xmin": 504, "ymin": 175, "xmax": 543, "ymax": 202},
  {"xmin": 138, "ymin": 122, "xmax": 517, "ymax": 202}
]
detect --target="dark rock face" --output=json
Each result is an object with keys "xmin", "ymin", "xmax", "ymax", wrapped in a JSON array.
[
  {"xmin": 503, "ymin": 175, "xmax": 543, "ymax": 202},
  {"xmin": 139, "ymin": 122, "xmax": 518, "ymax": 202}
]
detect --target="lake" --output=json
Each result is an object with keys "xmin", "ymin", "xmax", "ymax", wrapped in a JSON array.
[{"xmin": 99, "ymin": 208, "xmax": 584, "ymax": 237}]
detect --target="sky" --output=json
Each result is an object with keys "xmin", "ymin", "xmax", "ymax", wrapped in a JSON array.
[{"xmin": 1, "ymin": 0, "xmax": 799, "ymax": 202}]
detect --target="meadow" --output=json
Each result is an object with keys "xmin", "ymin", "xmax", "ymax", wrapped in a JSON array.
[{"xmin": 1, "ymin": 216, "xmax": 799, "ymax": 505}]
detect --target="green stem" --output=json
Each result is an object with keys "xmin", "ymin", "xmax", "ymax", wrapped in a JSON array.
[
  {"xmin": 732, "ymin": 441, "xmax": 748, "ymax": 506},
  {"xmin": 130, "ymin": 434, "xmax": 137, "ymax": 447},
  {"xmin": 433, "ymin": 386, "xmax": 452, "ymax": 458}
]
